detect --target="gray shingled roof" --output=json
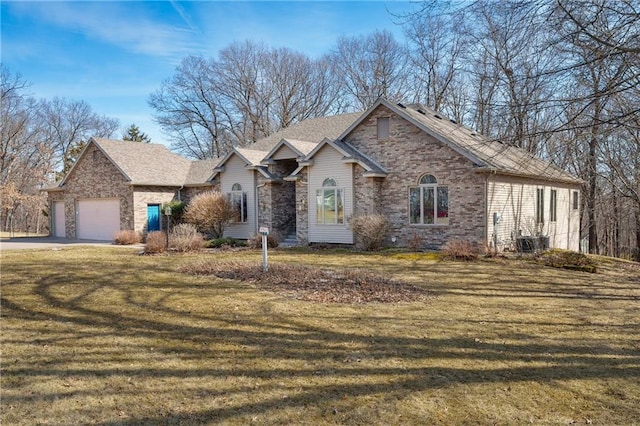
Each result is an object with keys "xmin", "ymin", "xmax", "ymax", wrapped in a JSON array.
[
  {"xmin": 87, "ymin": 138, "xmax": 193, "ymax": 186},
  {"xmin": 250, "ymin": 112, "xmax": 362, "ymax": 151},
  {"xmin": 186, "ymin": 159, "xmax": 218, "ymax": 186},
  {"xmin": 341, "ymin": 99, "xmax": 581, "ymax": 184}
]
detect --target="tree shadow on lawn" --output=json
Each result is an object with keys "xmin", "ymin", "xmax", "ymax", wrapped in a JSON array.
[{"xmin": 2, "ymin": 253, "xmax": 640, "ymax": 424}]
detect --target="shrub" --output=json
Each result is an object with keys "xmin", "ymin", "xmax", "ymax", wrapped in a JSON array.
[
  {"xmin": 170, "ymin": 223, "xmax": 204, "ymax": 252},
  {"xmin": 183, "ymin": 191, "xmax": 235, "ymax": 238},
  {"xmin": 162, "ymin": 200, "xmax": 186, "ymax": 228},
  {"xmin": 145, "ymin": 231, "xmax": 167, "ymax": 254},
  {"xmin": 536, "ymin": 249, "xmax": 597, "ymax": 273},
  {"xmin": 407, "ymin": 233, "xmax": 424, "ymax": 252},
  {"xmin": 350, "ymin": 214, "xmax": 390, "ymax": 251},
  {"xmin": 248, "ymin": 233, "xmax": 279, "ymax": 249},
  {"xmin": 441, "ymin": 239, "xmax": 479, "ymax": 261},
  {"xmin": 205, "ymin": 237, "xmax": 246, "ymax": 248},
  {"xmin": 114, "ymin": 230, "xmax": 142, "ymax": 245}
]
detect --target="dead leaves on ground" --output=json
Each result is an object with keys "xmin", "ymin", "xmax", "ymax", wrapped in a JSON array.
[{"xmin": 181, "ymin": 260, "xmax": 432, "ymax": 304}]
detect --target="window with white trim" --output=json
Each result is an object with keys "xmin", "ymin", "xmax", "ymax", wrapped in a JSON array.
[
  {"xmin": 536, "ymin": 188, "xmax": 545, "ymax": 224},
  {"xmin": 229, "ymin": 183, "xmax": 247, "ymax": 223},
  {"xmin": 316, "ymin": 178, "xmax": 344, "ymax": 224},
  {"xmin": 550, "ymin": 189, "xmax": 557, "ymax": 222},
  {"xmin": 409, "ymin": 174, "xmax": 449, "ymax": 225}
]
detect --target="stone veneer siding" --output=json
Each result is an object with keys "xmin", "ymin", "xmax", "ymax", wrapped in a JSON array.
[
  {"xmin": 268, "ymin": 160, "xmax": 297, "ymax": 239},
  {"xmin": 295, "ymin": 168, "xmax": 309, "ymax": 244},
  {"xmin": 345, "ymin": 105, "xmax": 487, "ymax": 249},
  {"xmin": 48, "ymin": 145, "xmax": 134, "ymax": 239},
  {"xmin": 132, "ymin": 187, "xmax": 179, "ymax": 234}
]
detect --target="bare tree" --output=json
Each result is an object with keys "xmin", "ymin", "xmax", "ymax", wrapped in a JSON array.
[
  {"xmin": 149, "ymin": 42, "xmax": 342, "ymax": 158},
  {"xmin": 38, "ymin": 97, "xmax": 120, "ymax": 174},
  {"xmin": 149, "ymin": 55, "xmax": 227, "ymax": 159},
  {"xmin": 330, "ymin": 30, "xmax": 411, "ymax": 110}
]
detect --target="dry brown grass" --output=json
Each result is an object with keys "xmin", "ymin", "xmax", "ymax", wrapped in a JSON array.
[{"xmin": 1, "ymin": 247, "xmax": 639, "ymax": 425}]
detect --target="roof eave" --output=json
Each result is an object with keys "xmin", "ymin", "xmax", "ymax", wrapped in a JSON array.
[{"xmin": 476, "ymin": 168, "xmax": 584, "ymax": 185}]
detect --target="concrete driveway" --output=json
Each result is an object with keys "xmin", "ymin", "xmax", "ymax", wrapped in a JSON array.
[{"xmin": 0, "ymin": 236, "xmax": 139, "ymax": 251}]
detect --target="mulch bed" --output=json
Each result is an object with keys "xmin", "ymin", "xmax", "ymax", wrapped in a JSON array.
[{"xmin": 181, "ymin": 260, "xmax": 432, "ymax": 304}]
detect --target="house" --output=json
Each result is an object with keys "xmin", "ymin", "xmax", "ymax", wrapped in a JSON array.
[
  {"xmin": 47, "ymin": 98, "xmax": 582, "ymax": 252},
  {"xmin": 46, "ymin": 138, "xmax": 215, "ymax": 240},
  {"xmin": 215, "ymin": 98, "xmax": 582, "ymax": 251}
]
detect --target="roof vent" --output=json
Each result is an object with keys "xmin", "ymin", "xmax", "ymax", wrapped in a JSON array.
[
  {"xmin": 397, "ymin": 103, "xmax": 406, "ymax": 109},
  {"xmin": 434, "ymin": 114, "xmax": 442, "ymax": 119},
  {"xmin": 470, "ymin": 132, "xmax": 477, "ymax": 137},
  {"xmin": 417, "ymin": 108, "xmax": 427, "ymax": 115}
]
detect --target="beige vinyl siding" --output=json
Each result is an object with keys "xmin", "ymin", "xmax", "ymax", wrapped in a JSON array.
[
  {"xmin": 272, "ymin": 145, "xmax": 297, "ymax": 160},
  {"xmin": 221, "ymin": 154, "xmax": 256, "ymax": 239},
  {"xmin": 487, "ymin": 175, "xmax": 580, "ymax": 251},
  {"xmin": 308, "ymin": 146, "xmax": 354, "ymax": 244}
]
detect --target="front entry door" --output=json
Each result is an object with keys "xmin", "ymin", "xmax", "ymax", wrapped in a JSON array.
[{"xmin": 147, "ymin": 204, "xmax": 161, "ymax": 232}]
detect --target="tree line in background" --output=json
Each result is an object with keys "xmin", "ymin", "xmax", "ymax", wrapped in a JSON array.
[
  {"xmin": 1, "ymin": 0, "xmax": 638, "ymax": 259},
  {"xmin": 0, "ymin": 65, "xmax": 152, "ymax": 234}
]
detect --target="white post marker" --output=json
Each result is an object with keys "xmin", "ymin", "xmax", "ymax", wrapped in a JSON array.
[
  {"xmin": 164, "ymin": 206, "xmax": 172, "ymax": 248},
  {"xmin": 259, "ymin": 226, "xmax": 269, "ymax": 272}
]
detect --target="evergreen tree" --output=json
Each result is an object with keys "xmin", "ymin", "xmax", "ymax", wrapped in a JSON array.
[{"xmin": 123, "ymin": 124, "xmax": 151, "ymax": 143}]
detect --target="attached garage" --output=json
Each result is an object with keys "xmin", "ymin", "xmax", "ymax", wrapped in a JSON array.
[
  {"xmin": 76, "ymin": 198, "xmax": 120, "ymax": 240},
  {"xmin": 53, "ymin": 201, "xmax": 65, "ymax": 238}
]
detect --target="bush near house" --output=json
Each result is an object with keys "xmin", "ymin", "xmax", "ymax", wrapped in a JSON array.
[
  {"xmin": 162, "ymin": 200, "xmax": 186, "ymax": 228},
  {"xmin": 169, "ymin": 223, "xmax": 204, "ymax": 253},
  {"xmin": 183, "ymin": 191, "xmax": 235, "ymax": 238},
  {"xmin": 441, "ymin": 239, "xmax": 479, "ymax": 261},
  {"xmin": 536, "ymin": 249, "xmax": 598, "ymax": 273},
  {"xmin": 248, "ymin": 233, "xmax": 279, "ymax": 249},
  {"xmin": 204, "ymin": 237, "xmax": 246, "ymax": 249},
  {"xmin": 113, "ymin": 230, "xmax": 142, "ymax": 245},
  {"xmin": 144, "ymin": 231, "xmax": 167, "ymax": 254},
  {"xmin": 350, "ymin": 214, "xmax": 390, "ymax": 251}
]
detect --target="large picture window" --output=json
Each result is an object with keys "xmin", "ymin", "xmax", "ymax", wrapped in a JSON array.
[
  {"xmin": 316, "ymin": 178, "xmax": 344, "ymax": 224},
  {"xmin": 409, "ymin": 174, "xmax": 449, "ymax": 225},
  {"xmin": 229, "ymin": 183, "xmax": 247, "ymax": 223}
]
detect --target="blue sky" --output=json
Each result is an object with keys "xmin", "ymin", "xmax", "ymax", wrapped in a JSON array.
[{"xmin": 1, "ymin": 0, "xmax": 415, "ymax": 147}]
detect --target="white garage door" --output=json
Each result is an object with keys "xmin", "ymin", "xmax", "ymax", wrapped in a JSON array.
[
  {"xmin": 53, "ymin": 201, "xmax": 65, "ymax": 238},
  {"xmin": 77, "ymin": 199, "xmax": 120, "ymax": 240}
]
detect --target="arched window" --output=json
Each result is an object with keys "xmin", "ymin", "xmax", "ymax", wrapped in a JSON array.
[
  {"xmin": 316, "ymin": 177, "xmax": 344, "ymax": 224},
  {"xmin": 229, "ymin": 183, "xmax": 247, "ymax": 223},
  {"xmin": 409, "ymin": 174, "xmax": 449, "ymax": 225}
]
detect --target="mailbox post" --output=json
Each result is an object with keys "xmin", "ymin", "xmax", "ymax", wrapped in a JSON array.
[
  {"xmin": 164, "ymin": 206, "xmax": 172, "ymax": 248},
  {"xmin": 259, "ymin": 226, "xmax": 269, "ymax": 272}
]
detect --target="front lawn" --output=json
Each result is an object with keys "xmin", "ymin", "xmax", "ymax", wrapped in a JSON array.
[{"xmin": 1, "ymin": 247, "xmax": 639, "ymax": 425}]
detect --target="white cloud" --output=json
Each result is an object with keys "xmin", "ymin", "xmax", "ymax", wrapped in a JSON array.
[{"xmin": 9, "ymin": 1, "xmax": 204, "ymax": 61}]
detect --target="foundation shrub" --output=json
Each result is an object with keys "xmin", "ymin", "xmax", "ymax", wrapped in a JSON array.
[
  {"xmin": 407, "ymin": 233, "xmax": 424, "ymax": 251},
  {"xmin": 145, "ymin": 231, "xmax": 167, "ymax": 254},
  {"xmin": 350, "ymin": 214, "xmax": 390, "ymax": 251},
  {"xmin": 183, "ymin": 191, "xmax": 235, "ymax": 238},
  {"xmin": 441, "ymin": 239, "xmax": 479, "ymax": 261},
  {"xmin": 170, "ymin": 223, "xmax": 204, "ymax": 252},
  {"xmin": 536, "ymin": 249, "xmax": 597, "ymax": 273},
  {"xmin": 205, "ymin": 237, "xmax": 246, "ymax": 248},
  {"xmin": 248, "ymin": 234, "xmax": 279, "ymax": 249},
  {"xmin": 114, "ymin": 230, "xmax": 142, "ymax": 245}
]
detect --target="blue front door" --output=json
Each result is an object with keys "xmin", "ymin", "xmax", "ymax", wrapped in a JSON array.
[{"xmin": 147, "ymin": 204, "xmax": 161, "ymax": 232}]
